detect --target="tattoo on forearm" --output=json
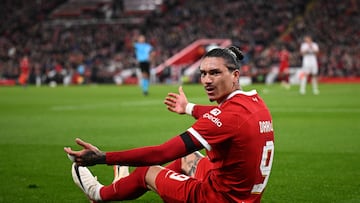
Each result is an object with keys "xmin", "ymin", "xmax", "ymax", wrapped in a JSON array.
[{"xmin": 83, "ymin": 151, "xmax": 106, "ymax": 166}]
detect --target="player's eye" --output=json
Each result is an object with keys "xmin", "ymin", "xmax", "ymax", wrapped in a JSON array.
[
  {"xmin": 200, "ymin": 69, "xmax": 222, "ymax": 78},
  {"xmin": 209, "ymin": 70, "xmax": 222, "ymax": 76}
]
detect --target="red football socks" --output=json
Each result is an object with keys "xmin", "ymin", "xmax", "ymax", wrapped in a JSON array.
[{"xmin": 100, "ymin": 166, "xmax": 149, "ymax": 201}]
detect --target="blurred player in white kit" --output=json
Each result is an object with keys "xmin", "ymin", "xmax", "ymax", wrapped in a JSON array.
[{"xmin": 299, "ymin": 35, "xmax": 320, "ymax": 95}]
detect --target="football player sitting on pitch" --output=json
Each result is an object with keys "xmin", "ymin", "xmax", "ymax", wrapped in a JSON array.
[{"xmin": 64, "ymin": 46, "xmax": 275, "ymax": 203}]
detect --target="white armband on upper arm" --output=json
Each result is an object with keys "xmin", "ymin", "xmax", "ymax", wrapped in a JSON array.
[{"xmin": 185, "ymin": 103, "xmax": 195, "ymax": 115}]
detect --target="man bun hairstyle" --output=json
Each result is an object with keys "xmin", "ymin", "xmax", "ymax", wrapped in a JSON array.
[
  {"xmin": 204, "ymin": 46, "xmax": 244, "ymax": 70},
  {"xmin": 228, "ymin": 46, "xmax": 244, "ymax": 61}
]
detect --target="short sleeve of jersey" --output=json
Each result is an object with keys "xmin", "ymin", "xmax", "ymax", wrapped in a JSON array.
[
  {"xmin": 192, "ymin": 105, "xmax": 217, "ymax": 119},
  {"xmin": 187, "ymin": 107, "xmax": 238, "ymax": 151}
]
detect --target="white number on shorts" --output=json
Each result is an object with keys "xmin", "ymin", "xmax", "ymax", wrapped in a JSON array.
[
  {"xmin": 251, "ymin": 141, "xmax": 274, "ymax": 194},
  {"xmin": 169, "ymin": 172, "xmax": 190, "ymax": 182}
]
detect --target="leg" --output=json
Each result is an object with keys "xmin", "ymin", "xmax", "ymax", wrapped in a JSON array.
[
  {"xmin": 281, "ymin": 69, "xmax": 291, "ymax": 89},
  {"xmin": 310, "ymin": 66, "xmax": 320, "ymax": 95},
  {"xmin": 141, "ymin": 72, "xmax": 150, "ymax": 95},
  {"xmin": 140, "ymin": 62, "xmax": 150, "ymax": 95},
  {"xmin": 100, "ymin": 166, "xmax": 149, "ymax": 201},
  {"xmin": 113, "ymin": 165, "xmax": 129, "ymax": 183},
  {"xmin": 152, "ymin": 159, "xmax": 224, "ymax": 202},
  {"xmin": 106, "ymin": 155, "xmax": 210, "ymax": 201},
  {"xmin": 71, "ymin": 152, "xmax": 208, "ymax": 202},
  {"xmin": 311, "ymin": 75, "xmax": 319, "ymax": 95},
  {"xmin": 299, "ymin": 72, "xmax": 308, "ymax": 95},
  {"xmin": 71, "ymin": 164, "xmax": 149, "ymax": 202},
  {"xmin": 310, "ymin": 64, "xmax": 319, "ymax": 95},
  {"xmin": 144, "ymin": 166, "xmax": 163, "ymax": 192},
  {"xmin": 147, "ymin": 166, "xmax": 197, "ymax": 203},
  {"xmin": 108, "ymin": 165, "xmax": 195, "ymax": 200}
]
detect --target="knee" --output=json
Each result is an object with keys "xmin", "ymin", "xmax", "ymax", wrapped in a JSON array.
[{"xmin": 145, "ymin": 166, "xmax": 164, "ymax": 192}]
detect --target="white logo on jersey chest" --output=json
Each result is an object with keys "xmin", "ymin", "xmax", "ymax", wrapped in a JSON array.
[
  {"xmin": 203, "ymin": 108, "xmax": 222, "ymax": 127},
  {"xmin": 210, "ymin": 108, "xmax": 221, "ymax": 116}
]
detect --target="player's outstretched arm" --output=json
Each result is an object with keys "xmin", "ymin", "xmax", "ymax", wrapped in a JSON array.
[
  {"xmin": 164, "ymin": 86, "xmax": 189, "ymax": 114},
  {"xmin": 64, "ymin": 138, "xmax": 106, "ymax": 166},
  {"xmin": 164, "ymin": 86, "xmax": 218, "ymax": 119}
]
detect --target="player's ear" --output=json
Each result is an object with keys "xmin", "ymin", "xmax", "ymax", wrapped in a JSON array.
[
  {"xmin": 232, "ymin": 69, "xmax": 240, "ymax": 79},
  {"xmin": 230, "ymin": 70, "xmax": 239, "ymax": 85}
]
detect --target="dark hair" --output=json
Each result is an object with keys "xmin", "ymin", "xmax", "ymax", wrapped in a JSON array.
[{"xmin": 203, "ymin": 46, "xmax": 244, "ymax": 70}]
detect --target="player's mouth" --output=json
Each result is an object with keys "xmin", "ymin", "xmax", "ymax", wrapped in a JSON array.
[{"xmin": 205, "ymin": 86, "xmax": 216, "ymax": 96}]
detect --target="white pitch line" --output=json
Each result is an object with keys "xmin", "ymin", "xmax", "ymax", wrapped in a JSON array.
[
  {"xmin": 50, "ymin": 100, "xmax": 161, "ymax": 111},
  {"xmin": 51, "ymin": 102, "xmax": 360, "ymax": 113}
]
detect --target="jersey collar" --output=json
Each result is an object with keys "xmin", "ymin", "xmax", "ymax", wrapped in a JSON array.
[{"xmin": 219, "ymin": 90, "xmax": 257, "ymax": 106}]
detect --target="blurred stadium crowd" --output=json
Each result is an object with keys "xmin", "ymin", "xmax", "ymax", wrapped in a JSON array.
[{"xmin": 0, "ymin": 0, "xmax": 359, "ymax": 85}]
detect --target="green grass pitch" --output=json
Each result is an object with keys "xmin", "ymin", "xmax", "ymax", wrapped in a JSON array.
[{"xmin": 0, "ymin": 83, "xmax": 359, "ymax": 203}]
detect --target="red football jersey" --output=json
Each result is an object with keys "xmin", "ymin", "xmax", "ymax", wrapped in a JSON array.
[
  {"xmin": 20, "ymin": 57, "xmax": 30, "ymax": 74},
  {"xmin": 279, "ymin": 49, "xmax": 289, "ymax": 63},
  {"xmin": 279, "ymin": 49, "xmax": 289, "ymax": 72},
  {"xmin": 188, "ymin": 90, "xmax": 274, "ymax": 202}
]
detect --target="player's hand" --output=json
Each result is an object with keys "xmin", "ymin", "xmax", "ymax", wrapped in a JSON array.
[
  {"xmin": 164, "ymin": 86, "xmax": 188, "ymax": 114},
  {"xmin": 64, "ymin": 138, "xmax": 106, "ymax": 166}
]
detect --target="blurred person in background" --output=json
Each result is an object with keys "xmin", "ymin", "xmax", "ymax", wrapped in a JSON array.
[
  {"xmin": 278, "ymin": 45, "xmax": 290, "ymax": 89},
  {"xmin": 18, "ymin": 56, "xmax": 30, "ymax": 87},
  {"xmin": 134, "ymin": 35, "xmax": 153, "ymax": 96},
  {"xmin": 299, "ymin": 35, "xmax": 320, "ymax": 95}
]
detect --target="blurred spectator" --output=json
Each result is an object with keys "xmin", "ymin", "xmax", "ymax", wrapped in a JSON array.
[{"xmin": 0, "ymin": 0, "xmax": 358, "ymax": 86}]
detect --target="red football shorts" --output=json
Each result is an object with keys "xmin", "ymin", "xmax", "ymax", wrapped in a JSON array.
[
  {"xmin": 18, "ymin": 73, "xmax": 29, "ymax": 85},
  {"xmin": 279, "ymin": 61, "xmax": 289, "ymax": 73},
  {"xmin": 155, "ymin": 158, "xmax": 227, "ymax": 203}
]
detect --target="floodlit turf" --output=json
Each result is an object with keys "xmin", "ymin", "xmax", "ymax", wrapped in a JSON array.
[{"xmin": 0, "ymin": 83, "xmax": 359, "ymax": 203}]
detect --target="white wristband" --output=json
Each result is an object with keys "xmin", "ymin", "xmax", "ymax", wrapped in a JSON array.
[{"xmin": 185, "ymin": 103, "xmax": 195, "ymax": 115}]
